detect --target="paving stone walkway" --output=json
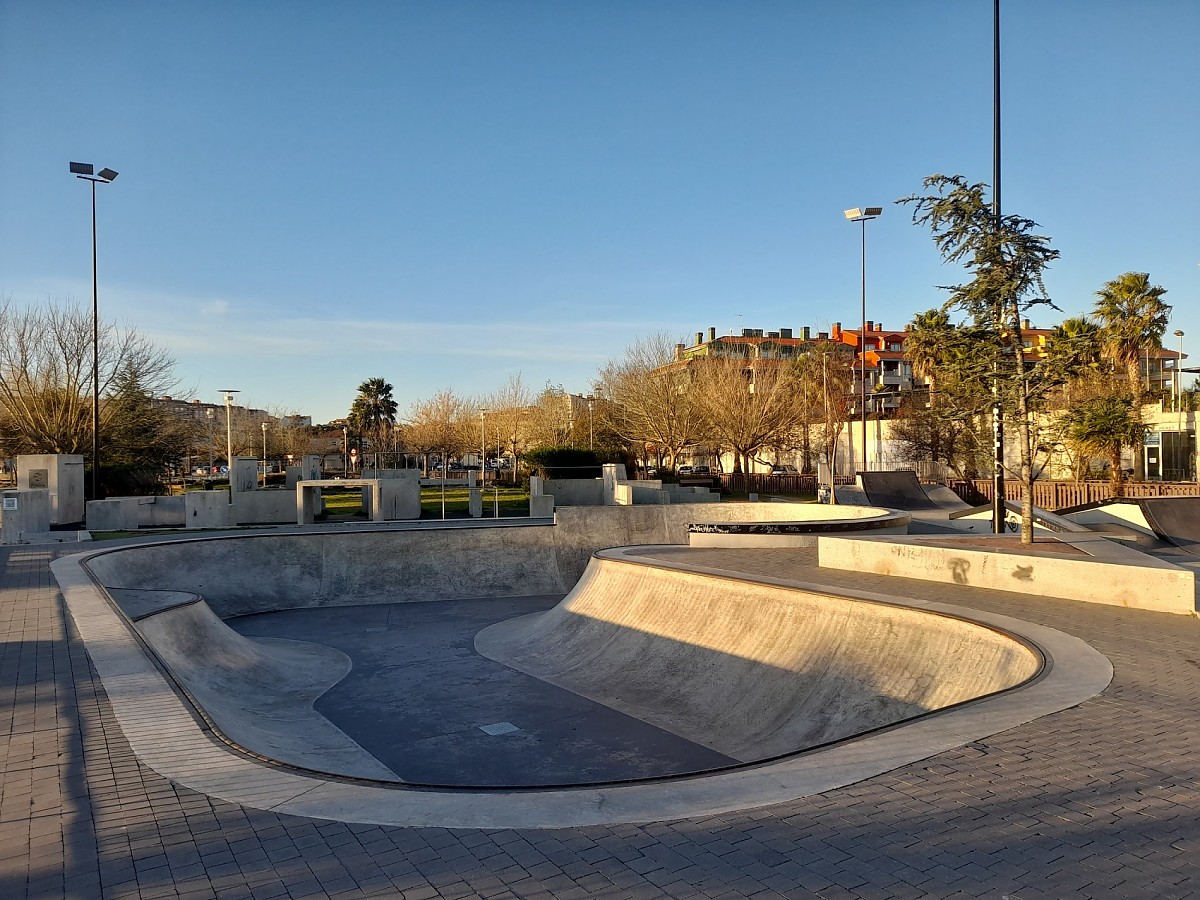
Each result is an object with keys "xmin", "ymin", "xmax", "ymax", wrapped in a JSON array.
[{"xmin": 3, "ymin": 541, "xmax": 1199, "ymax": 899}]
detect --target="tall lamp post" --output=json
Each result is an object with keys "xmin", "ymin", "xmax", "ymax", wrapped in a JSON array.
[
  {"xmin": 844, "ymin": 207, "xmax": 882, "ymax": 473},
  {"xmin": 205, "ymin": 409, "xmax": 215, "ymax": 473},
  {"xmin": 70, "ymin": 162, "xmax": 118, "ymax": 500},
  {"xmin": 479, "ymin": 408, "xmax": 488, "ymax": 485},
  {"xmin": 220, "ymin": 390, "xmax": 239, "ymax": 489},
  {"xmin": 587, "ymin": 396, "xmax": 595, "ymax": 450},
  {"xmin": 991, "ymin": 0, "xmax": 1006, "ymax": 533},
  {"xmin": 1175, "ymin": 330, "xmax": 1186, "ymax": 479},
  {"xmin": 261, "ymin": 422, "xmax": 268, "ymax": 487}
]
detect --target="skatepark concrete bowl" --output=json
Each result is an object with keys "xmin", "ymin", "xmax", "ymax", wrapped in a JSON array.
[{"xmin": 55, "ymin": 518, "xmax": 1113, "ymax": 828}]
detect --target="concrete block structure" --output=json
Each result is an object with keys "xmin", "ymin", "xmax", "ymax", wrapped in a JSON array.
[
  {"xmin": 185, "ymin": 491, "xmax": 231, "ymax": 528},
  {"xmin": 17, "ymin": 454, "xmax": 85, "ymax": 524},
  {"xmin": 85, "ymin": 497, "xmax": 140, "ymax": 532},
  {"xmin": 231, "ymin": 457, "xmax": 259, "ymax": 494},
  {"xmin": 1, "ymin": 488, "xmax": 52, "ymax": 543}
]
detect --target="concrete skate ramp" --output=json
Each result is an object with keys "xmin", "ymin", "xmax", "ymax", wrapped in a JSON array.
[
  {"xmin": 136, "ymin": 600, "xmax": 399, "ymax": 781},
  {"xmin": 858, "ymin": 471, "xmax": 938, "ymax": 510},
  {"xmin": 475, "ymin": 553, "xmax": 1041, "ymax": 762},
  {"xmin": 1137, "ymin": 497, "xmax": 1200, "ymax": 555},
  {"xmin": 85, "ymin": 506, "xmax": 897, "ymax": 618}
]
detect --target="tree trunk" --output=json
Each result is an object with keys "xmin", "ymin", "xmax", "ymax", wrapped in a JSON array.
[
  {"xmin": 1129, "ymin": 360, "xmax": 1146, "ymax": 481},
  {"xmin": 1008, "ymin": 306, "xmax": 1035, "ymax": 544}
]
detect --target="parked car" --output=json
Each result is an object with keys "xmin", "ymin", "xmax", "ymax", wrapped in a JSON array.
[
  {"xmin": 694, "ymin": 465, "xmax": 711, "ymax": 475},
  {"xmin": 678, "ymin": 465, "xmax": 695, "ymax": 476},
  {"xmin": 769, "ymin": 465, "xmax": 799, "ymax": 476}
]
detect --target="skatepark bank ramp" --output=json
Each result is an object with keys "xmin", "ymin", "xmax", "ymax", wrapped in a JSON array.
[
  {"xmin": 1138, "ymin": 497, "xmax": 1200, "ymax": 556},
  {"xmin": 476, "ymin": 550, "xmax": 1041, "ymax": 764}
]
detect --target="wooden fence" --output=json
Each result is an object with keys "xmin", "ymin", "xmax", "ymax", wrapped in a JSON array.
[
  {"xmin": 950, "ymin": 479, "xmax": 1200, "ymax": 511},
  {"xmin": 717, "ymin": 473, "xmax": 819, "ymax": 496},
  {"xmin": 712, "ymin": 472, "xmax": 1200, "ymax": 511}
]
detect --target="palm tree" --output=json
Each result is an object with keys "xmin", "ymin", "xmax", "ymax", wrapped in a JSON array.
[
  {"xmin": 1094, "ymin": 273, "xmax": 1170, "ymax": 396},
  {"xmin": 1058, "ymin": 394, "xmax": 1145, "ymax": 497},
  {"xmin": 348, "ymin": 377, "xmax": 398, "ymax": 459},
  {"xmin": 1044, "ymin": 316, "xmax": 1102, "ymax": 405},
  {"xmin": 905, "ymin": 308, "xmax": 954, "ymax": 404},
  {"xmin": 1093, "ymin": 273, "xmax": 1170, "ymax": 480}
]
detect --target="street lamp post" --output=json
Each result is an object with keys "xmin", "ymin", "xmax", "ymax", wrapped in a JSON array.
[
  {"xmin": 342, "ymin": 426, "xmax": 348, "ymax": 475},
  {"xmin": 992, "ymin": 0, "xmax": 1006, "ymax": 534},
  {"xmin": 1175, "ymin": 330, "xmax": 1186, "ymax": 479},
  {"xmin": 844, "ymin": 207, "xmax": 883, "ymax": 473},
  {"xmin": 478, "ymin": 408, "xmax": 489, "ymax": 487},
  {"xmin": 220, "ymin": 390, "xmax": 239, "ymax": 490},
  {"xmin": 206, "ymin": 409, "xmax": 215, "ymax": 473},
  {"xmin": 587, "ymin": 396, "xmax": 595, "ymax": 450},
  {"xmin": 70, "ymin": 162, "xmax": 118, "ymax": 500},
  {"xmin": 261, "ymin": 422, "xmax": 268, "ymax": 487}
]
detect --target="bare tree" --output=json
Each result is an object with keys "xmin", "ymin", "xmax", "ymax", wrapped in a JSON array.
[
  {"xmin": 793, "ymin": 342, "xmax": 853, "ymax": 501},
  {"xmin": 0, "ymin": 298, "xmax": 178, "ymax": 457},
  {"xmin": 595, "ymin": 333, "xmax": 702, "ymax": 471},
  {"xmin": 483, "ymin": 373, "xmax": 534, "ymax": 482},
  {"xmin": 689, "ymin": 358, "xmax": 803, "ymax": 473},
  {"xmin": 405, "ymin": 390, "xmax": 471, "ymax": 475}
]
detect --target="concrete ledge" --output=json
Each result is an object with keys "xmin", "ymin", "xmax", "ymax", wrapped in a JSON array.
[
  {"xmin": 688, "ymin": 508, "xmax": 909, "ymax": 548},
  {"xmin": 818, "ymin": 533, "xmax": 1197, "ymax": 615}
]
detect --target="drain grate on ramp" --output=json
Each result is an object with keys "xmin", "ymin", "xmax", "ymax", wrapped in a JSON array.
[{"xmin": 479, "ymin": 721, "xmax": 521, "ymax": 736}]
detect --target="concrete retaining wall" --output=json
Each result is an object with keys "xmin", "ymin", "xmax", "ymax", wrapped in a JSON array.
[
  {"xmin": 185, "ymin": 491, "xmax": 231, "ymax": 528},
  {"xmin": 136, "ymin": 495, "xmax": 186, "ymax": 528},
  {"xmin": 231, "ymin": 490, "xmax": 296, "ymax": 525},
  {"xmin": 819, "ymin": 534, "xmax": 1197, "ymax": 615}
]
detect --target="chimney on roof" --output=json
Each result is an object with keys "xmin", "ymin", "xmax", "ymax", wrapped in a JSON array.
[
  {"xmin": 866, "ymin": 320, "xmax": 873, "ymax": 332},
  {"xmin": 708, "ymin": 326, "xmax": 716, "ymax": 342},
  {"xmin": 780, "ymin": 327, "xmax": 792, "ymax": 339},
  {"xmin": 801, "ymin": 326, "xmax": 811, "ymax": 340},
  {"xmin": 695, "ymin": 331, "xmax": 703, "ymax": 346},
  {"xmin": 674, "ymin": 343, "xmax": 685, "ymax": 361},
  {"xmin": 818, "ymin": 331, "xmax": 828, "ymax": 340},
  {"xmin": 1022, "ymin": 318, "xmax": 1031, "ymax": 330}
]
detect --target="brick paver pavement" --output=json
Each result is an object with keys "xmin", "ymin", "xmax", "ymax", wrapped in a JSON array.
[{"xmin": 2, "ymin": 541, "xmax": 1199, "ymax": 899}]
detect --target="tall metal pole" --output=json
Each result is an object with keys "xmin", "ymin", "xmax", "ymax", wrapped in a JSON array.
[
  {"xmin": 991, "ymin": 0, "xmax": 1006, "ymax": 533},
  {"xmin": 90, "ymin": 179, "xmax": 100, "ymax": 501},
  {"xmin": 1176, "ymin": 330, "xmax": 1185, "ymax": 477},
  {"xmin": 860, "ymin": 218, "xmax": 868, "ymax": 472},
  {"xmin": 219, "ymin": 389, "xmax": 239, "ymax": 496},
  {"xmin": 225, "ymin": 394, "xmax": 235, "ymax": 476},
  {"xmin": 479, "ymin": 409, "xmax": 486, "ymax": 486}
]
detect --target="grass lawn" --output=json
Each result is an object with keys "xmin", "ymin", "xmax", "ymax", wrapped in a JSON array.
[{"xmin": 318, "ymin": 484, "xmax": 531, "ymax": 519}]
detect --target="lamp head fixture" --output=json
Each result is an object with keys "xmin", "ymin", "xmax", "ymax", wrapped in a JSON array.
[
  {"xmin": 844, "ymin": 207, "xmax": 884, "ymax": 221},
  {"xmin": 70, "ymin": 162, "xmax": 118, "ymax": 183}
]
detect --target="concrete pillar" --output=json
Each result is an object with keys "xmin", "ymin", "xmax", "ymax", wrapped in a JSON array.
[
  {"xmin": 232, "ymin": 457, "xmax": 258, "ymax": 494},
  {"xmin": 17, "ymin": 454, "xmax": 85, "ymax": 525},
  {"xmin": 2, "ymin": 489, "xmax": 52, "ymax": 544},
  {"xmin": 85, "ymin": 497, "xmax": 139, "ymax": 532}
]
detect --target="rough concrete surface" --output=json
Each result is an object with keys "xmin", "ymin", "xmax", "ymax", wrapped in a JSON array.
[
  {"xmin": 51, "ymin": 532, "xmax": 1110, "ymax": 831},
  {"xmin": 9, "ymin": 537, "xmax": 1198, "ymax": 897},
  {"xmin": 136, "ymin": 600, "xmax": 399, "ymax": 781},
  {"xmin": 476, "ymin": 553, "xmax": 1039, "ymax": 761}
]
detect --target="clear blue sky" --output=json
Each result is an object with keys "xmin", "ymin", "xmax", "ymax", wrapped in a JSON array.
[{"xmin": 2, "ymin": 1, "xmax": 1196, "ymax": 423}]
